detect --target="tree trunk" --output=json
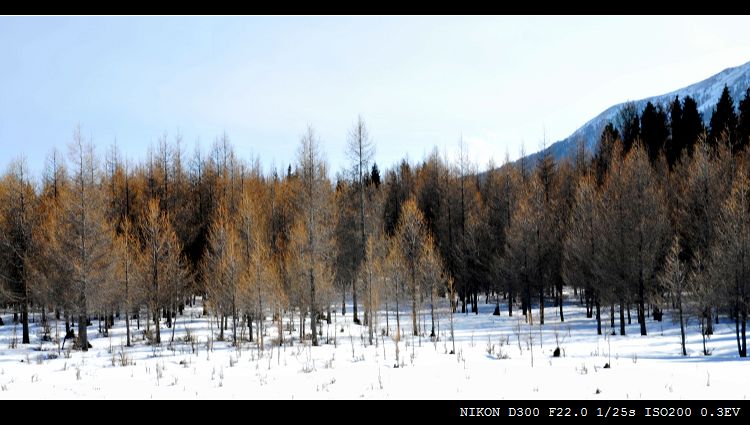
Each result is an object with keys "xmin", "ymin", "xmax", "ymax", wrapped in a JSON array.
[
  {"xmin": 430, "ymin": 288, "xmax": 435, "ymax": 337},
  {"xmin": 558, "ymin": 283, "xmax": 564, "ymax": 322},
  {"xmin": 595, "ymin": 299, "xmax": 602, "ymax": 336},
  {"xmin": 638, "ymin": 273, "xmax": 647, "ymax": 335},
  {"xmin": 258, "ymin": 295, "xmax": 264, "ymax": 350},
  {"xmin": 508, "ymin": 288, "xmax": 513, "ymax": 317},
  {"xmin": 736, "ymin": 310, "xmax": 742, "ymax": 357},
  {"xmin": 171, "ymin": 306, "xmax": 178, "ymax": 343},
  {"xmin": 218, "ymin": 313, "xmax": 223, "ymax": 341},
  {"xmin": 342, "ymin": 286, "xmax": 346, "ymax": 316},
  {"xmin": 78, "ymin": 314, "xmax": 88, "ymax": 351},
  {"xmin": 300, "ymin": 311, "xmax": 304, "ymax": 341},
  {"xmin": 352, "ymin": 278, "xmax": 360, "ymax": 324},
  {"xmin": 155, "ymin": 310, "xmax": 161, "ymax": 345},
  {"xmin": 539, "ymin": 287, "xmax": 544, "ymax": 325},
  {"xmin": 385, "ymin": 300, "xmax": 390, "ymax": 336},
  {"xmin": 21, "ymin": 301, "xmax": 30, "ymax": 344},
  {"xmin": 412, "ymin": 292, "xmax": 418, "ymax": 337},
  {"xmin": 126, "ymin": 311, "xmax": 131, "ymax": 347},
  {"xmin": 678, "ymin": 295, "xmax": 686, "ymax": 356},
  {"xmin": 310, "ymin": 270, "xmax": 318, "ymax": 346},
  {"xmin": 742, "ymin": 310, "xmax": 747, "ymax": 358},
  {"xmin": 395, "ymin": 297, "xmax": 401, "ymax": 365},
  {"xmin": 619, "ymin": 303, "xmax": 626, "ymax": 336},
  {"xmin": 367, "ymin": 277, "xmax": 374, "ymax": 345},
  {"xmin": 249, "ymin": 314, "xmax": 254, "ymax": 342}
]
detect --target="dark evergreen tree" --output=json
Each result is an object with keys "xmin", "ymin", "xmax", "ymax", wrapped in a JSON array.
[
  {"xmin": 594, "ymin": 123, "xmax": 619, "ymax": 186},
  {"xmin": 383, "ymin": 160, "xmax": 413, "ymax": 236},
  {"xmin": 737, "ymin": 88, "xmax": 750, "ymax": 153},
  {"xmin": 666, "ymin": 96, "xmax": 683, "ymax": 169},
  {"xmin": 709, "ymin": 85, "xmax": 737, "ymax": 149},
  {"xmin": 616, "ymin": 102, "xmax": 640, "ymax": 154},
  {"xmin": 370, "ymin": 162, "xmax": 381, "ymax": 189},
  {"xmin": 682, "ymin": 96, "xmax": 704, "ymax": 156},
  {"xmin": 641, "ymin": 101, "xmax": 668, "ymax": 163}
]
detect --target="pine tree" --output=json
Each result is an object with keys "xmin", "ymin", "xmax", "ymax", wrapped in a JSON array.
[
  {"xmin": 666, "ymin": 96, "xmax": 684, "ymax": 169},
  {"xmin": 737, "ymin": 88, "xmax": 750, "ymax": 153},
  {"xmin": 641, "ymin": 101, "xmax": 669, "ymax": 163},
  {"xmin": 595, "ymin": 123, "xmax": 620, "ymax": 186},
  {"xmin": 370, "ymin": 162, "xmax": 381, "ymax": 189},
  {"xmin": 709, "ymin": 85, "xmax": 738, "ymax": 150},
  {"xmin": 682, "ymin": 96, "xmax": 704, "ymax": 156},
  {"xmin": 616, "ymin": 102, "xmax": 640, "ymax": 154}
]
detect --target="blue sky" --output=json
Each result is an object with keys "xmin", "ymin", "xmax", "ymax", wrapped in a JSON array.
[{"xmin": 2, "ymin": 16, "xmax": 750, "ymax": 179}]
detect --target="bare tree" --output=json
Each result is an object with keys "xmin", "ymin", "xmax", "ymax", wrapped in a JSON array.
[
  {"xmin": 114, "ymin": 219, "xmax": 137, "ymax": 346},
  {"xmin": 346, "ymin": 116, "xmax": 375, "ymax": 324},
  {"xmin": 0, "ymin": 159, "xmax": 36, "ymax": 344},
  {"xmin": 56, "ymin": 127, "xmax": 113, "ymax": 350},
  {"xmin": 687, "ymin": 251, "xmax": 714, "ymax": 356},
  {"xmin": 421, "ymin": 234, "xmax": 444, "ymax": 338},
  {"xmin": 564, "ymin": 174, "xmax": 605, "ymax": 334},
  {"xmin": 297, "ymin": 125, "xmax": 335, "ymax": 346},
  {"xmin": 385, "ymin": 236, "xmax": 406, "ymax": 364},
  {"xmin": 712, "ymin": 167, "xmax": 750, "ymax": 357},
  {"xmin": 678, "ymin": 138, "xmax": 732, "ymax": 334},
  {"xmin": 505, "ymin": 174, "xmax": 545, "ymax": 325},
  {"xmin": 203, "ymin": 205, "xmax": 242, "ymax": 343},
  {"xmin": 599, "ymin": 142, "xmax": 669, "ymax": 335},
  {"xmin": 140, "ymin": 199, "xmax": 187, "ymax": 345},
  {"xmin": 238, "ymin": 180, "xmax": 276, "ymax": 349},
  {"xmin": 660, "ymin": 236, "xmax": 688, "ymax": 356},
  {"xmin": 396, "ymin": 198, "xmax": 430, "ymax": 336}
]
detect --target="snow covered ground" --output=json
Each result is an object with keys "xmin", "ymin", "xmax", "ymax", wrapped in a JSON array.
[{"xmin": 0, "ymin": 296, "xmax": 746, "ymax": 399}]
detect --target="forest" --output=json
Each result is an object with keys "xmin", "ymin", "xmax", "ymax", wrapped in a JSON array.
[{"xmin": 2, "ymin": 84, "xmax": 750, "ymax": 364}]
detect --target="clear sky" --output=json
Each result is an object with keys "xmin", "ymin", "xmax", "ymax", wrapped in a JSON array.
[{"xmin": 2, "ymin": 16, "xmax": 750, "ymax": 179}]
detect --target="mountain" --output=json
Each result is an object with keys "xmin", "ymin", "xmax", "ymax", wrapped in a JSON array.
[{"xmin": 530, "ymin": 60, "xmax": 750, "ymax": 163}]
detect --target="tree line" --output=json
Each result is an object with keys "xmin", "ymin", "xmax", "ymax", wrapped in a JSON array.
[{"xmin": 2, "ymin": 86, "xmax": 750, "ymax": 357}]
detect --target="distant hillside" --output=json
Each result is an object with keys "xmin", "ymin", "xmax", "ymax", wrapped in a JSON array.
[{"xmin": 528, "ymin": 60, "xmax": 750, "ymax": 163}]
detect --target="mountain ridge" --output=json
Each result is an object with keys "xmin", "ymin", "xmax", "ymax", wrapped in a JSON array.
[{"xmin": 528, "ymin": 60, "xmax": 750, "ymax": 163}]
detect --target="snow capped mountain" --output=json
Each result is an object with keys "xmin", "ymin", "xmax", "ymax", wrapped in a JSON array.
[{"xmin": 535, "ymin": 60, "xmax": 750, "ymax": 162}]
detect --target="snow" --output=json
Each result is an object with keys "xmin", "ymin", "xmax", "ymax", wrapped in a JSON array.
[{"xmin": 0, "ymin": 296, "xmax": 746, "ymax": 399}]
